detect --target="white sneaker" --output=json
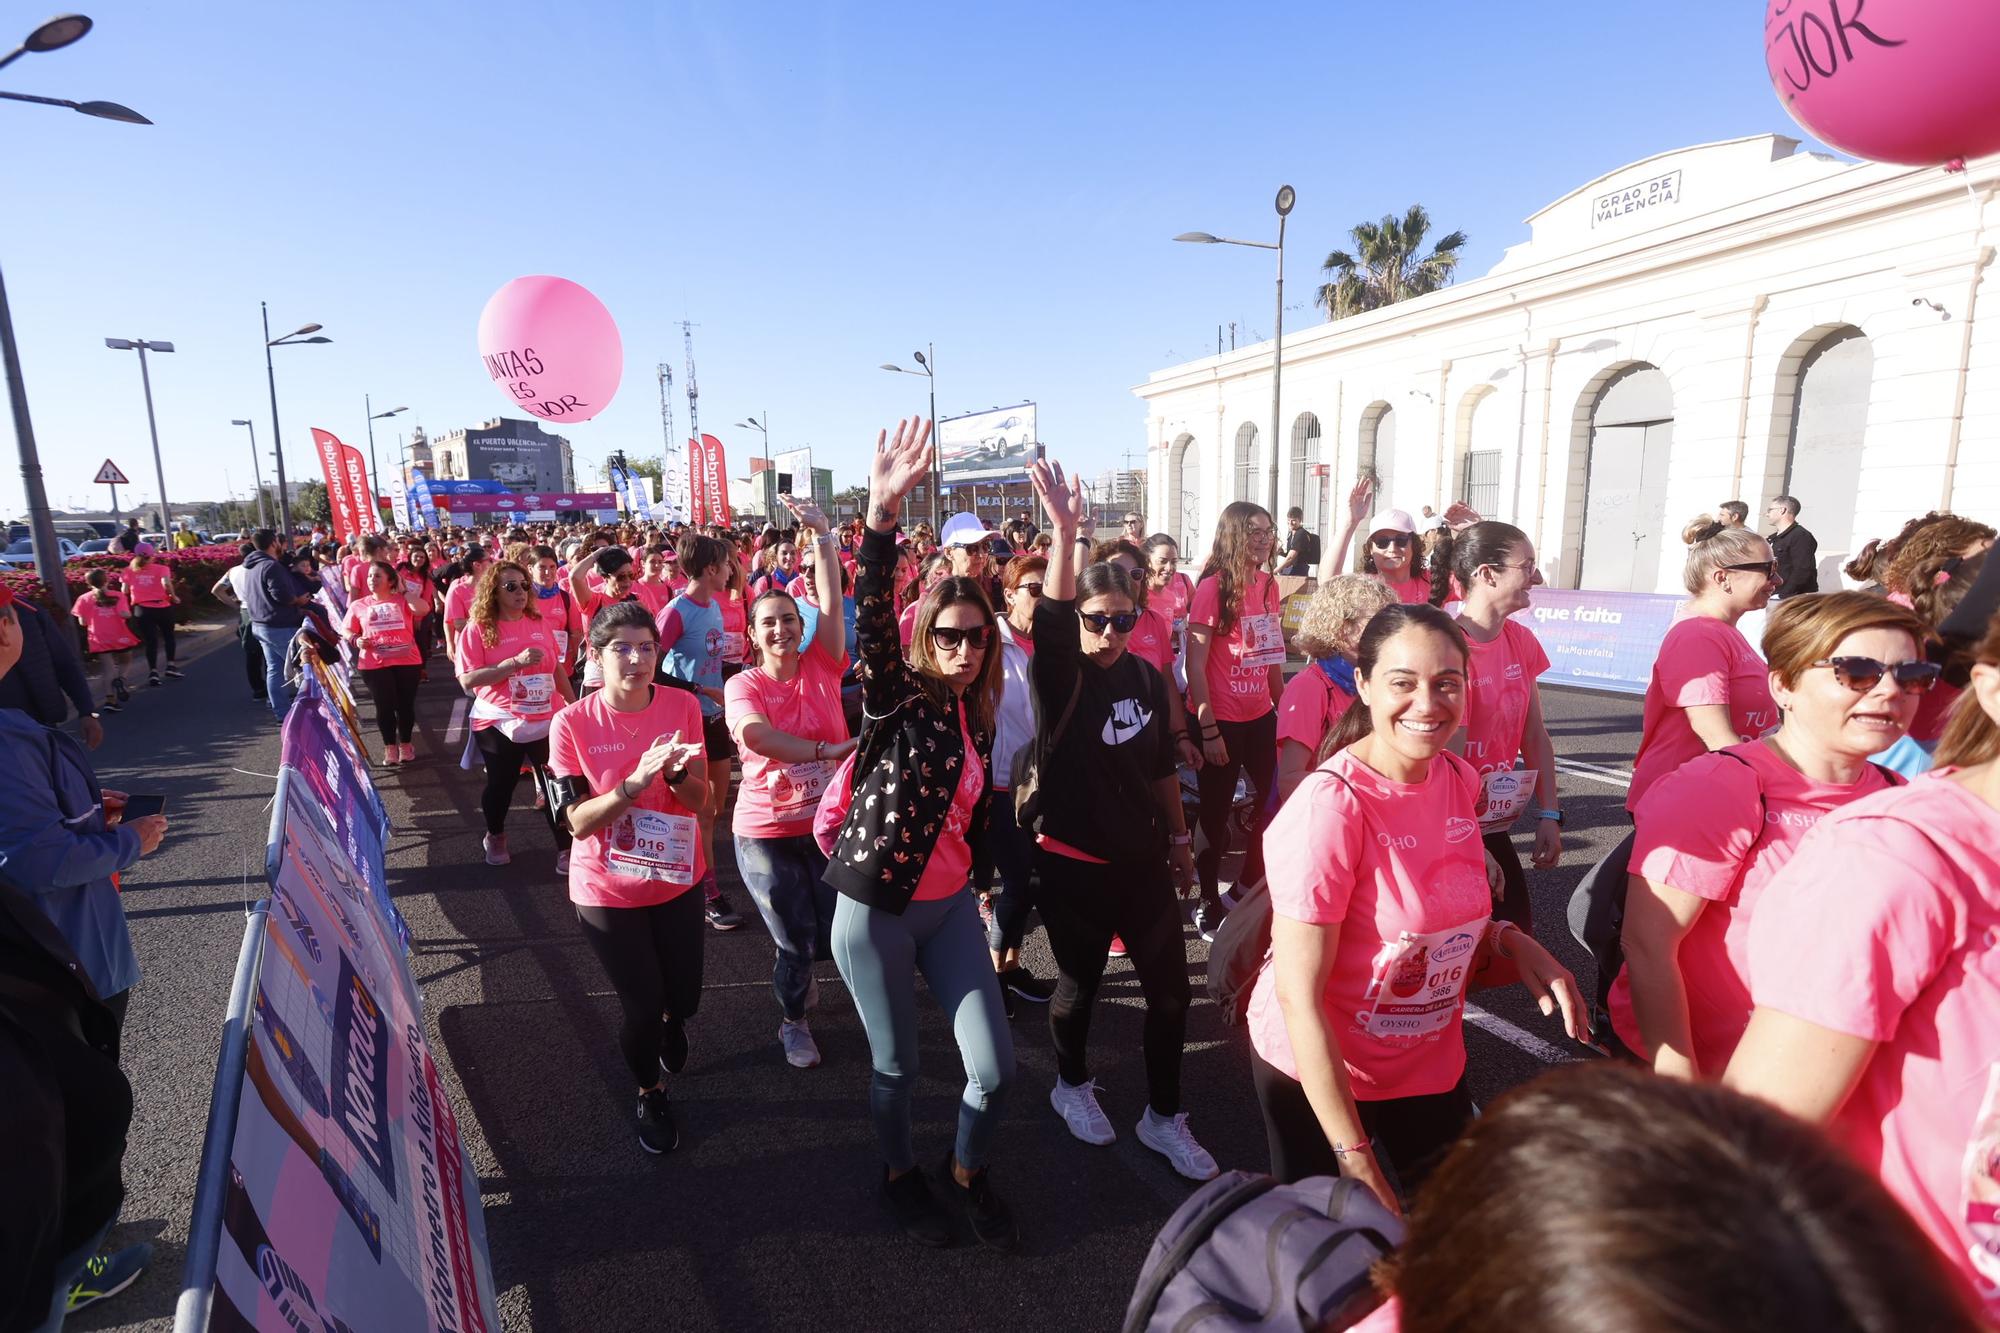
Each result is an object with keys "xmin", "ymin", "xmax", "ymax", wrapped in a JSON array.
[
  {"xmin": 482, "ymin": 834, "xmax": 510, "ymax": 866},
  {"xmin": 779, "ymin": 1019, "xmax": 821, "ymax": 1069},
  {"xmin": 1050, "ymin": 1078, "xmax": 1116, "ymax": 1146},
  {"xmin": 1136, "ymin": 1110, "xmax": 1220, "ymax": 1181},
  {"xmin": 555, "ymin": 850, "xmax": 570, "ymax": 876}
]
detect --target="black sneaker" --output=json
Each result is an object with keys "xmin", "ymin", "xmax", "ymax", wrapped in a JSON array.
[
  {"xmin": 999, "ymin": 981, "xmax": 1017, "ymax": 1021},
  {"xmin": 148, "ymin": 673, "xmax": 161, "ymax": 688},
  {"xmin": 941, "ymin": 1152, "xmax": 1018, "ymax": 1252},
  {"xmin": 881, "ymin": 1167, "xmax": 954, "ymax": 1248},
  {"xmin": 659, "ymin": 1017, "xmax": 690, "ymax": 1076},
  {"xmin": 636, "ymin": 1087, "xmax": 678, "ymax": 1154},
  {"xmin": 163, "ymin": 663, "xmax": 184, "ymax": 679},
  {"xmin": 1000, "ymin": 967, "xmax": 1055, "ymax": 1004},
  {"xmin": 112, "ymin": 679, "xmax": 131, "ymax": 705},
  {"xmin": 705, "ymin": 892, "xmax": 743, "ymax": 931},
  {"xmin": 1192, "ymin": 900, "xmax": 1225, "ymax": 944},
  {"xmin": 101, "ymin": 698, "xmax": 122, "ymax": 714}
]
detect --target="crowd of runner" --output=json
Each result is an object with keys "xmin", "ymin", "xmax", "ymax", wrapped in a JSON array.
[{"xmin": 14, "ymin": 412, "xmax": 1998, "ymax": 1328}]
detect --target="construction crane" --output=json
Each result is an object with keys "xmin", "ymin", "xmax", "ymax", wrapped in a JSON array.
[
  {"xmin": 683, "ymin": 321, "xmax": 706, "ymax": 522},
  {"xmin": 657, "ymin": 362, "xmax": 687, "ymax": 521}
]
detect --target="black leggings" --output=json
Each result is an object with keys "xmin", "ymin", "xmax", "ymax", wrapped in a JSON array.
[
  {"xmin": 1250, "ymin": 1047, "xmax": 1472, "ymax": 1198},
  {"xmin": 1036, "ymin": 849, "xmax": 1191, "ymax": 1115},
  {"xmin": 1482, "ymin": 829, "xmax": 1532, "ymax": 933},
  {"xmin": 472, "ymin": 727, "xmax": 569, "ymax": 846},
  {"xmin": 135, "ymin": 604, "xmax": 176, "ymax": 670},
  {"xmin": 575, "ymin": 891, "xmax": 705, "ymax": 1087},
  {"xmin": 360, "ymin": 665, "xmax": 421, "ymax": 745},
  {"xmin": 1194, "ymin": 710, "xmax": 1277, "ymax": 903}
]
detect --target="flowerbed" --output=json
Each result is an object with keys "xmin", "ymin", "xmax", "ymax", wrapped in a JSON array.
[{"xmin": 1, "ymin": 543, "xmax": 246, "ymax": 613}]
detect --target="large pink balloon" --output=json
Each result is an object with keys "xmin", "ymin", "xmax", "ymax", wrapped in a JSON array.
[
  {"xmin": 476, "ymin": 276, "xmax": 623, "ymax": 423},
  {"xmin": 1766, "ymin": 0, "xmax": 2000, "ymax": 166}
]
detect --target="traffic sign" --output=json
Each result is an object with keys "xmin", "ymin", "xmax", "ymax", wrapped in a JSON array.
[{"xmin": 93, "ymin": 459, "xmax": 130, "ymax": 485}]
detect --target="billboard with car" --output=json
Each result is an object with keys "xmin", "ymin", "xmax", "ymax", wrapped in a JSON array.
[{"xmin": 937, "ymin": 403, "xmax": 1037, "ymax": 484}]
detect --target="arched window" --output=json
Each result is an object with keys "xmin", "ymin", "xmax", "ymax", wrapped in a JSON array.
[
  {"xmin": 1288, "ymin": 413, "xmax": 1322, "ymax": 532},
  {"xmin": 1233, "ymin": 423, "xmax": 1259, "ymax": 503},
  {"xmin": 1778, "ymin": 327, "xmax": 1871, "ymax": 565}
]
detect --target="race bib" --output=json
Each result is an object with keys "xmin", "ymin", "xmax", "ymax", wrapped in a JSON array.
[
  {"xmin": 508, "ymin": 672, "xmax": 555, "ymax": 714},
  {"xmin": 1357, "ymin": 915, "xmax": 1488, "ymax": 1042},
  {"xmin": 364, "ymin": 601, "xmax": 406, "ymax": 633},
  {"xmin": 1240, "ymin": 611, "xmax": 1286, "ymax": 670},
  {"xmin": 554, "ymin": 629, "xmax": 570, "ymax": 660},
  {"xmin": 606, "ymin": 808, "xmax": 698, "ymax": 885},
  {"xmin": 770, "ymin": 759, "xmax": 836, "ymax": 821},
  {"xmin": 723, "ymin": 631, "xmax": 747, "ymax": 663},
  {"xmin": 1477, "ymin": 768, "xmax": 1539, "ymax": 829},
  {"xmin": 402, "ymin": 577, "xmax": 423, "ymax": 598},
  {"xmin": 1964, "ymin": 1063, "xmax": 2000, "ymax": 1286}
]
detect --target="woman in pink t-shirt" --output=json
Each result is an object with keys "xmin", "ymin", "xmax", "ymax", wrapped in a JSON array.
[
  {"xmin": 1357, "ymin": 508, "xmax": 1431, "ymax": 606},
  {"xmin": 1620, "ymin": 593, "xmax": 1931, "ymax": 1078},
  {"xmin": 1275, "ymin": 575, "xmax": 1394, "ymax": 802},
  {"xmin": 1627, "ymin": 520, "xmax": 1781, "ymax": 810},
  {"xmin": 454, "ymin": 561, "xmax": 577, "ymax": 868},
  {"xmin": 124, "ymin": 550, "xmax": 181, "ymax": 685},
  {"xmin": 547, "ymin": 600, "xmax": 710, "ymax": 1155},
  {"xmin": 1142, "ymin": 534, "xmax": 1194, "ymax": 690},
  {"xmin": 1436, "ymin": 522, "xmax": 1562, "ymax": 932},
  {"xmin": 723, "ymin": 498, "xmax": 857, "ymax": 1071},
  {"xmin": 1245, "ymin": 603, "xmax": 1583, "ymax": 1209},
  {"xmin": 1726, "ymin": 615, "xmax": 2000, "ymax": 1318},
  {"xmin": 1186, "ymin": 501, "xmax": 1284, "ymax": 939},
  {"xmin": 70, "ymin": 567, "xmax": 139, "ymax": 712},
  {"xmin": 340, "ymin": 559, "xmax": 432, "ymax": 764}
]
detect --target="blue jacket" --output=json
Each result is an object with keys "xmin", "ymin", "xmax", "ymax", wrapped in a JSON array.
[
  {"xmin": 0, "ymin": 600, "xmax": 93, "ymax": 726},
  {"xmin": 242, "ymin": 549, "xmax": 307, "ymax": 627},
  {"xmin": 0, "ymin": 707, "xmax": 141, "ymax": 996}
]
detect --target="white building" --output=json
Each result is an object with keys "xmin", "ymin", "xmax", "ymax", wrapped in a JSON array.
[{"xmin": 1137, "ymin": 136, "xmax": 2000, "ymax": 593}]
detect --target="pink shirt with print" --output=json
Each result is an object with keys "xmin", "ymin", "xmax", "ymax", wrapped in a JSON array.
[
  {"xmin": 1628, "ymin": 615, "xmax": 1776, "ymax": 812},
  {"xmin": 1746, "ymin": 774, "xmax": 2000, "ymax": 1317},
  {"xmin": 1245, "ymin": 749, "xmax": 1492, "ymax": 1099},
  {"xmin": 912, "ymin": 706, "xmax": 986, "ymax": 901},
  {"xmin": 72, "ymin": 593, "xmax": 139, "ymax": 653},
  {"xmin": 1459, "ymin": 619, "xmax": 1549, "ymax": 777},
  {"xmin": 1275, "ymin": 662, "xmax": 1352, "ymax": 755},
  {"xmin": 124, "ymin": 564, "xmax": 174, "ymax": 609},
  {"xmin": 1609, "ymin": 742, "xmax": 1896, "ymax": 1070},
  {"xmin": 455, "ymin": 616, "xmax": 561, "ymax": 731},
  {"xmin": 548, "ymin": 686, "xmax": 708, "ymax": 909},
  {"xmin": 1189, "ymin": 571, "xmax": 1283, "ymax": 723},
  {"xmin": 1128, "ymin": 605, "xmax": 1176, "ymax": 677},
  {"xmin": 341, "ymin": 593, "xmax": 422, "ymax": 671},
  {"xmin": 725, "ymin": 640, "xmax": 850, "ymax": 839}
]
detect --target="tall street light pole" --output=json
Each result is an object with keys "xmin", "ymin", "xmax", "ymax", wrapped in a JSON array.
[
  {"xmin": 1176, "ymin": 184, "xmax": 1296, "ymax": 517},
  {"xmin": 879, "ymin": 345, "xmax": 937, "ymax": 527},
  {"xmin": 231, "ymin": 418, "xmax": 267, "ymax": 529},
  {"xmin": 736, "ymin": 413, "xmax": 770, "ymax": 518},
  {"xmin": 104, "ymin": 338, "xmax": 174, "ymax": 532},
  {"xmin": 1, "ymin": 14, "xmax": 151, "ymax": 612},
  {"xmin": 365, "ymin": 396, "xmax": 407, "ymax": 532},
  {"xmin": 262, "ymin": 303, "xmax": 331, "ymax": 540}
]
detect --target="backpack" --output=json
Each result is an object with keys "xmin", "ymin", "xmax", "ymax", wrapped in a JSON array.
[
  {"xmin": 1009, "ymin": 671, "xmax": 1083, "ymax": 831},
  {"xmin": 1205, "ymin": 872, "xmax": 1271, "ymax": 1026},
  {"xmin": 1565, "ymin": 749, "xmax": 1903, "ymax": 1046},
  {"xmin": 1122, "ymin": 1170, "xmax": 1403, "ymax": 1333}
]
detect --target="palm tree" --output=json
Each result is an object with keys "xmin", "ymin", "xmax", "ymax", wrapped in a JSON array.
[{"xmin": 1315, "ymin": 204, "xmax": 1468, "ymax": 320}]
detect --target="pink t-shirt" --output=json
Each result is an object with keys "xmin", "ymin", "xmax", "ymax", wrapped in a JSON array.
[
  {"xmin": 548, "ymin": 686, "xmax": 708, "ymax": 909},
  {"xmin": 725, "ymin": 640, "xmax": 850, "ymax": 838},
  {"xmin": 124, "ymin": 564, "xmax": 174, "ymax": 609},
  {"xmin": 1746, "ymin": 773, "xmax": 2000, "ymax": 1317},
  {"xmin": 632, "ymin": 579, "xmax": 676, "ymax": 619},
  {"xmin": 1378, "ymin": 572, "xmax": 1430, "ymax": 605},
  {"xmin": 1128, "ymin": 605, "xmax": 1176, "ymax": 676},
  {"xmin": 532, "ymin": 587, "xmax": 582, "ymax": 664},
  {"xmin": 1152, "ymin": 572, "xmax": 1194, "ymax": 626},
  {"xmin": 341, "ymin": 555, "xmax": 371, "ymax": 601},
  {"xmin": 1275, "ymin": 662, "xmax": 1352, "ymax": 754},
  {"xmin": 1628, "ymin": 616, "xmax": 1776, "ymax": 812},
  {"xmin": 455, "ymin": 615, "xmax": 562, "ymax": 731},
  {"xmin": 1190, "ymin": 572, "xmax": 1284, "ymax": 722},
  {"xmin": 72, "ymin": 592, "xmax": 139, "ymax": 652},
  {"xmin": 1245, "ymin": 749, "xmax": 1491, "ymax": 1099},
  {"xmin": 341, "ymin": 593, "xmax": 422, "ymax": 671},
  {"xmin": 898, "ymin": 599, "xmax": 922, "ymax": 649},
  {"xmin": 719, "ymin": 592, "xmax": 748, "ymax": 665},
  {"xmin": 1459, "ymin": 620, "xmax": 1549, "ymax": 776},
  {"xmin": 911, "ymin": 706, "xmax": 986, "ymax": 901},
  {"xmin": 443, "ymin": 577, "xmax": 478, "ymax": 626},
  {"xmin": 1609, "ymin": 742, "xmax": 1897, "ymax": 1070}
]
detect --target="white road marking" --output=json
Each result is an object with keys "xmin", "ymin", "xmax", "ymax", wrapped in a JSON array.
[
  {"xmin": 445, "ymin": 697, "xmax": 469, "ymax": 745},
  {"xmin": 1554, "ymin": 758, "xmax": 1632, "ymax": 789},
  {"xmin": 1466, "ymin": 1002, "xmax": 1582, "ymax": 1064}
]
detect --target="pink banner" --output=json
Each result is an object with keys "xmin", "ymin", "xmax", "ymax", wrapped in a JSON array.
[
  {"xmin": 688, "ymin": 436, "xmax": 709, "ymax": 527},
  {"xmin": 339, "ymin": 445, "xmax": 378, "ymax": 535},
  {"xmin": 699, "ymin": 433, "xmax": 731, "ymax": 524},
  {"xmin": 429, "ymin": 491, "xmax": 618, "ymax": 514},
  {"xmin": 311, "ymin": 428, "xmax": 363, "ymax": 543}
]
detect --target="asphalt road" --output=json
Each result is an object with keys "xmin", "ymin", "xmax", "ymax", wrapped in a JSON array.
[{"xmin": 72, "ymin": 636, "xmax": 1644, "ymax": 1333}]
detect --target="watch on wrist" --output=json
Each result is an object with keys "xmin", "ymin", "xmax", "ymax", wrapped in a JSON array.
[
  {"xmin": 663, "ymin": 765, "xmax": 689, "ymax": 786},
  {"xmin": 1536, "ymin": 808, "xmax": 1564, "ymax": 825}
]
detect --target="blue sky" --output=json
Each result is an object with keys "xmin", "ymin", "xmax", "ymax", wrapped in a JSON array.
[{"xmin": 0, "ymin": 0, "xmax": 1821, "ymax": 523}]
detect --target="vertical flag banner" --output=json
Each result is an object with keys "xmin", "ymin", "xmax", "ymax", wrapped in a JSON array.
[
  {"xmin": 607, "ymin": 463, "xmax": 629, "ymax": 517},
  {"xmin": 688, "ymin": 437, "xmax": 709, "ymax": 527},
  {"xmin": 311, "ymin": 429, "xmax": 363, "ymax": 543},
  {"xmin": 339, "ymin": 444, "xmax": 378, "ymax": 536},
  {"xmin": 388, "ymin": 461, "xmax": 410, "ymax": 533},
  {"xmin": 700, "ymin": 434, "xmax": 731, "ymax": 525},
  {"xmin": 409, "ymin": 469, "xmax": 442, "ymax": 532}
]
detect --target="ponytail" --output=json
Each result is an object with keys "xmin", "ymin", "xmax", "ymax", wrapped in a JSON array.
[{"xmin": 1429, "ymin": 521, "xmax": 1530, "ymax": 608}]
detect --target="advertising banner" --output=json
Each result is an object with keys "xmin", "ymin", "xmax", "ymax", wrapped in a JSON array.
[
  {"xmin": 937, "ymin": 403, "xmax": 1037, "ymax": 484},
  {"xmin": 311, "ymin": 430, "xmax": 364, "ymax": 544},
  {"xmin": 457, "ymin": 426, "xmax": 566, "ymax": 492},
  {"xmin": 1511, "ymin": 588, "xmax": 1687, "ymax": 695},
  {"xmin": 422, "ymin": 491, "xmax": 618, "ymax": 515},
  {"xmin": 771, "ymin": 447, "xmax": 812, "ymax": 499},
  {"xmin": 408, "ymin": 471, "xmax": 442, "ymax": 532},
  {"xmin": 606, "ymin": 463, "xmax": 629, "ymax": 516},
  {"xmin": 688, "ymin": 437, "xmax": 709, "ymax": 527},
  {"xmin": 700, "ymin": 434, "xmax": 731, "ymax": 524},
  {"xmin": 387, "ymin": 463, "xmax": 411, "ymax": 534},
  {"xmin": 339, "ymin": 445, "xmax": 378, "ymax": 536}
]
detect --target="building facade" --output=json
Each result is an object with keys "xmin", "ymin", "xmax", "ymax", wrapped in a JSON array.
[
  {"xmin": 1136, "ymin": 136, "xmax": 2000, "ymax": 593},
  {"xmin": 429, "ymin": 418, "xmax": 576, "ymax": 494}
]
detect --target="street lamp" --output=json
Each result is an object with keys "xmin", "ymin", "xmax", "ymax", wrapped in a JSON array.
[
  {"xmin": 365, "ymin": 397, "xmax": 407, "ymax": 531},
  {"xmin": 1176, "ymin": 184, "xmax": 1295, "ymax": 516},
  {"xmin": 262, "ymin": 304, "xmax": 331, "ymax": 539},
  {"xmin": 880, "ymin": 345, "xmax": 938, "ymax": 527},
  {"xmin": 103, "ymin": 338, "xmax": 174, "ymax": 534},
  {"xmin": 231, "ymin": 419, "xmax": 267, "ymax": 529},
  {"xmin": 737, "ymin": 414, "xmax": 771, "ymax": 517},
  {"xmin": 0, "ymin": 12, "xmax": 150, "ymax": 611}
]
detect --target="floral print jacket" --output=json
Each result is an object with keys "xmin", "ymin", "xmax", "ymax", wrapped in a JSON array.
[{"xmin": 822, "ymin": 525, "xmax": 992, "ymax": 913}]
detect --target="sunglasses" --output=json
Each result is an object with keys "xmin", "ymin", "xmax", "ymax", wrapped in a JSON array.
[
  {"xmin": 1371, "ymin": 534, "xmax": 1412, "ymax": 549},
  {"xmin": 1016, "ymin": 582, "xmax": 1044, "ymax": 598},
  {"xmin": 1722, "ymin": 560, "xmax": 1778, "ymax": 577},
  {"xmin": 929, "ymin": 624, "xmax": 992, "ymax": 651},
  {"xmin": 1811, "ymin": 656, "xmax": 1943, "ymax": 695},
  {"xmin": 1080, "ymin": 610, "xmax": 1140, "ymax": 634},
  {"xmin": 497, "ymin": 580, "xmax": 528, "ymax": 593}
]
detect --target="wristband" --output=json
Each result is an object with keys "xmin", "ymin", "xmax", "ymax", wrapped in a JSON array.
[
  {"xmin": 1169, "ymin": 833, "xmax": 1192, "ymax": 847},
  {"xmin": 1535, "ymin": 808, "xmax": 1564, "ymax": 825},
  {"xmin": 617, "ymin": 777, "xmax": 639, "ymax": 801},
  {"xmin": 663, "ymin": 765, "xmax": 690, "ymax": 786},
  {"xmin": 815, "ymin": 740, "xmax": 826, "ymax": 761}
]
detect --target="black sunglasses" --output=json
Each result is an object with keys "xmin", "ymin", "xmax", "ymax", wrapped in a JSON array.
[
  {"xmin": 1371, "ymin": 534, "xmax": 1412, "ymax": 549},
  {"xmin": 930, "ymin": 624, "xmax": 992, "ymax": 651},
  {"xmin": 497, "ymin": 580, "xmax": 529, "ymax": 593},
  {"xmin": 1722, "ymin": 560, "xmax": 1778, "ymax": 577},
  {"xmin": 1080, "ymin": 610, "xmax": 1140, "ymax": 634},
  {"xmin": 1812, "ymin": 656, "xmax": 1942, "ymax": 695},
  {"xmin": 1015, "ymin": 582, "xmax": 1044, "ymax": 598}
]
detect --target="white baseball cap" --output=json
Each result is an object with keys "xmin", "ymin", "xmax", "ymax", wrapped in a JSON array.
[
  {"xmin": 1366, "ymin": 509, "xmax": 1417, "ymax": 538},
  {"xmin": 939, "ymin": 512, "xmax": 995, "ymax": 548}
]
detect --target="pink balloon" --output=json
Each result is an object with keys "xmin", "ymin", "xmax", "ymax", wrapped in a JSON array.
[
  {"xmin": 1766, "ymin": 0, "xmax": 2000, "ymax": 166},
  {"xmin": 476, "ymin": 275, "xmax": 623, "ymax": 423}
]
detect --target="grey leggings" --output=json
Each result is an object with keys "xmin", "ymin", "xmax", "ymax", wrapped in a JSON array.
[{"xmin": 832, "ymin": 888, "xmax": 1015, "ymax": 1172}]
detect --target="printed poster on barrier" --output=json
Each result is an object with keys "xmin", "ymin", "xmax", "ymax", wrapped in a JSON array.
[
  {"xmin": 282, "ymin": 676, "xmax": 395, "ymax": 937},
  {"xmin": 1511, "ymin": 588, "xmax": 1685, "ymax": 695}
]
